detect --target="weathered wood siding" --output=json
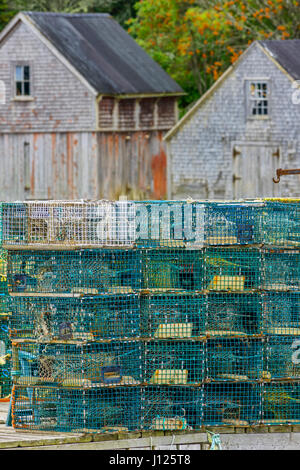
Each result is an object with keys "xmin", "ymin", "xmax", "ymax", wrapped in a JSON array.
[
  {"xmin": 0, "ymin": 20, "xmax": 96, "ymax": 132},
  {"xmin": 0, "ymin": 131, "xmax": 167, "ymax": 200},
  {"xmin": 168, "ymin": 42, "xmax": 300, "ymax": 199}
]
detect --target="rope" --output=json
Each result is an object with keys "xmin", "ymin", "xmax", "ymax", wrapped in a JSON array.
[{"xmin": 207, "ymin": 430, "xmax": 222, "ymax": 450}]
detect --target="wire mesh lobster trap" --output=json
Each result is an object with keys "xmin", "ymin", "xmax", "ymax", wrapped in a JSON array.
[
  {"xmin": 11, "ymin": 340, "xmax": 142, "ymax": 387},
  {"xmin": 262, "ymin": 381, "xmax": 300, "ymax": 424},
  {"xmin": 135, "ymin": 201, "xmax": 206, "ymax": 249},
  {"xmin": 141, "ymin": 293, "xmax": 206, "ymax": 339},
  {"xmin": 203, "ymin": 382, "xmax": 262, "ymax": 426},
  {"xmin": 144, "ymin": 340, "xmax": 205, "ymax": 385},
  {"xmin": 265, "ymin": 335, "xmax": 300, "ymax": 380},
  {"xmin": 7, "ymin": 248, "xmax": 142, "ymax": 295},
  {"xmin": 0, "ymin": 319, "xmax": 12, "ymax": 398},
  {"xmin": 142, "ymin": 249, "xmax": 204, "ymax": 292},
  {"xmin": 206, "ymin": 293, "xmax": 262, "ymax": 336},
  {"xmin": 204, "ymin": 202, "xmax": 262, "ymax": 246},
  {"xmin": 204, "ymin": 247, "xmax": 261, "ymax": 291},
  {"xmin": 141, "ymin": 386, "xmax": 203, "ymax": 431},
  {"xmin": 262, "ymin": 292, "xmax": 300, "ymax": 335},
  {"xmin": 2, "ymin": 201, "xmax": 136, "ymax": 247},
  {"xmin": 262, "ymin": 201, "xmax": 300, "ymax": 247},
  {"xmin": 12, "ymin": 385, "xmax": 142, "ymax": 432},
  {"xmin": 262, "ymin": 248, "xmax": 300, "ymax": 291},
  {"xmin": 0, "ymin": 249, "xmax": 7, "ymax": 294},
  {"xmin": 206, "ymin": 338, "xmax": 264, "ymax": 382},
  {"xmin": 9, "ymin": 294, "xmax": 141, "ymax": 341}
]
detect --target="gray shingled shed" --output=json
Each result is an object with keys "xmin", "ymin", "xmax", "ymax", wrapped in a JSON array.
[
  {"xmin": 0, "ymin": 12, "xmax": 183, "ymax": 201},
  {"xmin": 165, "ymin": 40, "xmax": 300, "ymax": 199}
]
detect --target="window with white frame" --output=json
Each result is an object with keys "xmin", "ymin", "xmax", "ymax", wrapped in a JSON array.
[
  {"xmin": 15, "ymin": 65, "xmax": 31, "ymax": 96},
  {"xmin": 247, "ymin": 80, "xmax": 269, "ymax": 117}
]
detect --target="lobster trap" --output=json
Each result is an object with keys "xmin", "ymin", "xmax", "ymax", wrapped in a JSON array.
[
  {"xmin": 204, "ymin": 247, "xmax": 261, "ymax": 291},
  {"xmin": 262, "ymin": 292, "xmax": 300, "ymax": 335},
  {"xmin": 141, "ymin": 386, "xmax": 203, "ymax": 431},
  {"xmin": 2, "ymin": 201, "xmax": 136, "ymax": 247},
  {"xmin": 262, "ymin": 201, "xmax": 300, "ymax": 247},
  {"xmin": 0, "ymin": 249, "xmax": 7, "ymax": 294},
  {"xmin": 206, "ymin": 338, "xmax": 263, "ymax": 382},
  {"xmin": 206, "ymin": 293, "xmax": 262, "ymax": 336},
  {"xmin": 7, "ymin": 248, "xmax": 142, "ymax": 295},
  {"xmin": 265, "ymin": 335, "xmax": 300, "ymax": 380},
  {"xmin": 144, "ymin": 340, "xmax": 205, "ymax": 385},
  {"xmin": 0, "ymin": 319, "xmax": 11, "ymax": 398},
  {"xmin": 142, "ymin": 249, "xmax": 204, "ymax": 292},
  {"xmin": 141, "ymin": 293, "xmax": 206, "ymax": 338},
  {"xmin": 12, "ymin": 385, "xmax": 141, "ymax": 432},
  {"xmin": 203, "ymin": 382, "xmax": 262, "ymax": 426},
  {"xmin": 262, "ymin": 381, "xmax": 300, "ymax": 424},
  {"xmin": 135, "ymin": 201, "xmax": 205, "ymax": 249},
  {"xmin": 262, "ymin": 248, "xmax": 300, "ymax": 291},
  {"xmin": 204, "ymin": 202, "xmax": 262, "ymax": 246},
  {"xmin": 9, "ymin": 294, "xmax": 141, "ymax": 341},
  {"xmin": 11, "ymin": 341, "xmax": 142, "ymax": 387}
]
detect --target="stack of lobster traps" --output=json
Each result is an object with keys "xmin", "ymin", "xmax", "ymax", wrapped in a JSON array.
[
  {"xmin": 1, "ymin": 198, "xmax": 299, "ymax": 432},
  {"xmin": 0, "ymin": 205, "xmax": 12, "ymax": 400}
]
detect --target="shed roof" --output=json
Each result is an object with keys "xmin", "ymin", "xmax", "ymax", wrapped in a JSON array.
[
  {"xmin": 259, "ymin": 39, "xmax": 300, "ymax": 80},
  {"xmin": 22, "ymin": 12, "xmax": 183, "ymax": 95}
]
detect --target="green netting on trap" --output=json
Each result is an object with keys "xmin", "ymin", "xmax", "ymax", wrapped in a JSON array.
[
  {"xmin": 265, "ymin": 335, "xmax": 300, "ymax": 380},
  {"xmin": 206, "ymin": 338, "xmax": 263, "ymax": 382},
  {"xmin": 141, "ymin": 293, "xmax": 206, "ymax": 338},
  {"xmin": 203, "ymin": 382, "xmax": 262, "ymax": 426},
  {"xmin": 144, "ymin": 340, "xmax": 205, "ymax": 385},
  {"xmin": 206, "ymin": 293, "xmax": 262, "ymax": 336},
  {"xmin": 9, "ymin": 294, "xmax": 141, "ymax": 341},
  {"xmin": 262, "ymin": 249, "xmax": 300, "ymax": 291},
  {"xmin": 7, "ymin": 249, "xmax": 142, "ymax": 294},
  {"xmin": 262, "ymin": 381, "xmax": 300, "ymax": 424},
  {"xmin": 262, "ymin": 201, "xmax": 300, "ymax": 247},
  {"xmin": 12, "ymin": 385, "xmax": 141, "ymax": 432},
  {"xmin": 142, "ymin": 249, "xmax": 204, "ymax": 292},
  {"xmin": 2, "ymin": 201, "xmax": 136, "ymax": 247},
  {"xmin": 204, "ymin": 202, "xmax": 263, "ymax": 246},
  {"xmin": 0, "ymin": 250, "xmax": 7, "ymax": 295},
  {"xmin": 135, "ymin": 201, "xmax": 205, "ymax": 249},
  {"xmin": 263, "ymin": 292, "xmax": 300, "ymax": 335},
  {"xmin": 204, "ymin": 247, "xmax": 261, "ymax": 291},
  {"xmin": 0, "ymin": 317, "xmax": 12, "ymax": 398},
  {"xmin": 141, "ymin": 386, "xmax": 203, "ymax": 431},
  {"xmin": 12, "ymin": 341, "xmax": 142, "ymax": 388}
]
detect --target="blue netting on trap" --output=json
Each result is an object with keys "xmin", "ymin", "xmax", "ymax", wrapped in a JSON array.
[
  {"xmin": 262, "ymin": 381, "xmax": 300, "ymax": 424},
  {"xmin": 263, "ymin": 292, "xmax": 300, "ymax": 335},
  {"xmin": 262, "ymin": 249, "xmax": 300, "ymax": 291},
  {"xmin": 262, "ymin": 201, "xmax": 300, "ymax": 247},
  {"xmin": 265, "ymin": 335, "xmax": 300, "ymax": 380}
]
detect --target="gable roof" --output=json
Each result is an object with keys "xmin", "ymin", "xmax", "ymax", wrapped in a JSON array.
[
  {"xmin": 165, "ymin": 39, "xmax": 299, "ymax": 141},
  {"xmin": 1, "ymin": 12, "xmax": 183, "ymax": 96},
  {"xmin": 259, "ymin": 39, "xmax": 300, "ymax": 80}
]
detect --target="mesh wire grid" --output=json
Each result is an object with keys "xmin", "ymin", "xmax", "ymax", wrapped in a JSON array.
[
  {"xmin": 12, "ymin": 385, "xmax": 142, "ymax": 432},
  {"xmin": 142, "ymin": 249, "xmax": 204, "ymax": 292},
  {"xmin": 262, "ymin": 248, "xmax": 300, "ymax": 291},
  {"xmin": 262, "ymin": 381, "xmax": 300, "ymax": 424},
  {"xmin": 262, "ymin": 292, "xmax": 300, "ymax": 335},
  {"xmin": 206, "ymin": 292, "xmax": 262, "ymax": 336},
  {"xmin": 2, "ymin": 201, "xmax": 136, "ymax": 247},
  {"xmin": 144, "ymin": 340, "xmax": 205, "ymax": 385},
  {"xmin": 205, "ymin": 337, "xmax": 264, "ymax": 382},
  {"xmin": 9, "ymin": 294, "xmax": 141, "ymax": 341},
  {"xmin": 204, "ymin": 247, "xmax": 261, "ymax": 292},
  {"xmin": 262, "ymin": 201, "xmax": 300, "ymax": 248},
  {"xmin": 265, "ymin": 335, "xmax": 300, "ymax": 380},
  {"xmin": 204, "ymin": 201, "xmax": 263, "ymax": 246},
  {"xmin": 141, "ymin": 386, "xmax": 203, "ymax": 431},
  {"xmin": 7, "ymin": 248, "xmax": 142, "ymax": 295},
  {"xmin": 203, "ymin": 382, "xmax": 262, "ymax": 426},
  {"xmin": 141, "ymin": 293, "xmax": 206, "ymax": 338},
  {"xmin": 11, "ymin": 341, "xmax": 142, "ymax": 387}
]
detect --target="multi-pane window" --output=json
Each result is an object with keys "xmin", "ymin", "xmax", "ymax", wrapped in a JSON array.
[
  {"xmin": 15, "ymin": 65, "xmax": 31, "ymax": 96},
  {"xmin": 248, "ymin": 81, "xmax": 269, "ymax": 117}
]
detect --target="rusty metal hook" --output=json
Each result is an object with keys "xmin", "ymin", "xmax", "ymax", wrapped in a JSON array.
[{"xmin": 273, "ymin": 168, "xmax": 300, "ymax": 183}]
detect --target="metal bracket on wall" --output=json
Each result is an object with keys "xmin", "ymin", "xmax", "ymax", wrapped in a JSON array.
[{"xmin": 273, "ymin": 168, "xmax": 300, "ymax": 183}]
